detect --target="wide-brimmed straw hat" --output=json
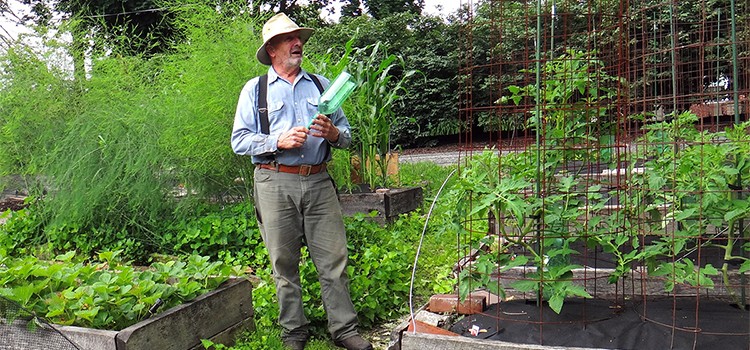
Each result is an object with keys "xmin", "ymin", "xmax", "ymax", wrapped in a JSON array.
[{"xmin": 256, "ymin": 13, "xmax": 314, "ymax": 65}]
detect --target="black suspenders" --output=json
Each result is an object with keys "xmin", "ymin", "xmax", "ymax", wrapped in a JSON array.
[{"xmin": 257, "ymin": 73, "xmax": 325, "ymax": 135}]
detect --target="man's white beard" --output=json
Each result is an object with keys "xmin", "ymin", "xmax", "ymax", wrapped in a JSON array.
[{"xmin": 284, "ymin": 56, "xmax": 303, "ymax": 70}]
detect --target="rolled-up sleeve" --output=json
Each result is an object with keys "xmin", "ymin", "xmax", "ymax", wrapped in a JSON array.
[{"xmin": 329, "ymin": 109, "xmax": 352, "ymax": 149}]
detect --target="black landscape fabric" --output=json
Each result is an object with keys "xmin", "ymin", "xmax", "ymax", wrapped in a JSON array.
[{"xmin": 450, "ymin": 298, "xmax": 749, "ymax": 350}]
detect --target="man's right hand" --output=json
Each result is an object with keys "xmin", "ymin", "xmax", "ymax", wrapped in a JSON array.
[{"xmin": 277, "ymin": 126, "xmax": 309, "ymax": 150}]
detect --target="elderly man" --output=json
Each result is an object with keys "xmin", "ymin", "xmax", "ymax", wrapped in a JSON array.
[{"xmin": 230, "ymin": 13, "xmax": 372, "ymax": 350}]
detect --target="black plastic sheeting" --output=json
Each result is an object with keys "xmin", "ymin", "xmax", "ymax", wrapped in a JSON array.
[{"xmin": 450, "ymin": 298, "xmax": 749, "ymax": 349}]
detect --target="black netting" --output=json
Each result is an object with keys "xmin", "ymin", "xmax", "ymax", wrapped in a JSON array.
[{"xmin": 0, "ymin": 297, "xmax": 80, "ymax": 350}]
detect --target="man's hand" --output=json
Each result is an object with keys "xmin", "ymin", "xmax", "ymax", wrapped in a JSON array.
[
  {"xmin": 309, "ymin": 114, "xmax": 340, "ymax": 143},
  {"xmin": 277, "ymin": 126, "xmax": 309, "ymax": 150}
]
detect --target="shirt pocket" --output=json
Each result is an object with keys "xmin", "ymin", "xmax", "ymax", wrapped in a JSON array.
[
  {"xmin": 268, "ymin": 101, "xmax": 284, "ymax": 117},
  {"xmin": 306, "ymin": 97, "xmax": 320, "ymax": 117}
]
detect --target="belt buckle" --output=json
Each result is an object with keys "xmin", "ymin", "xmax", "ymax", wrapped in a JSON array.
[{"xmin": 299, "ymin": 164, "xmax": 313, "ymax": 176}]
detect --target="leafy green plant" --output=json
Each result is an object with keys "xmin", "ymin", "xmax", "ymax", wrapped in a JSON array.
[
  {"xmin": 161, "ymin": 202, "xmax": 268, "ymax": 268},
  {"xmin": 451, "ymin": 50, "xmax": 628, "ymax": 314},
  {"xmin": 451, "ymin": 150, "xmax": 594, "ymax": 314},
  {"xmin": 0, "ymin": 45, "xmax": 71, "ymax": 180},
  {"xmin": 0, "ymin": 4, "xmax": 275, "ymax": 264},
  {"xmin": 0, "ymin": 250, "xmax": 243, "ymax": 330},
  {"xmin": 346, "ymin": 42, "xmax": 418, "ymax": 190},
  {"xmin": 501, "ymin": 49, "xmax": 623, "ymax": 168},
  {"xmin": 629, "ymin": 112, "xmax": 750, "ymax": 307}
]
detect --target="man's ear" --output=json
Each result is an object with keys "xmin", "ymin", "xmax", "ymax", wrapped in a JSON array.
[{"xmin": 265, "ymin": 43, "xmax": 276, "ymax": 60}]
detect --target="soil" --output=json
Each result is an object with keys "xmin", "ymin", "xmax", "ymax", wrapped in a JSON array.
[{"xmin": 0, "ymin": 197, "xmax": 25, "ymax": 212}]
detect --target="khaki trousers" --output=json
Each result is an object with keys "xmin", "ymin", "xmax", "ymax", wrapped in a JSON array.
[{"xmin": 253, "ymin": 167, "xmax": 359, "ymax": 341}]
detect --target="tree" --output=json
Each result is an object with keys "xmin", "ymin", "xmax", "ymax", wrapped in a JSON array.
[
  {"xmin": 309, "ymin": 12, "xmax": 460, "ymax": 147},
  {"xmin": 341, "ymin": 0, "xmax": 363, "ymax": 17},
  {"xmin": 22, "ymin": 0, "xmax": 178, "ymax": 55},
  {"xmin": 14, "ymin": 0, "xmax": 180, "ymax": 81},
  {"xmin": 252, "ymin": 0, "xmax": 331, "ymax": 20},
  {"xmin": 363, "ymin": 0, "xmax": 423, "ymax": 20}
]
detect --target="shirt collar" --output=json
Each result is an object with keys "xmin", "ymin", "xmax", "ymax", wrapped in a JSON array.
[{"xmin": 267, "ymin": 66, "xmax": 312, "ymax": 85}]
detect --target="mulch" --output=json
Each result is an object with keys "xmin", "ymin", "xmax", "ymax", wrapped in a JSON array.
[{"xmin": 0, "ymin": 196, "xmax": 26, "ymax": 212}]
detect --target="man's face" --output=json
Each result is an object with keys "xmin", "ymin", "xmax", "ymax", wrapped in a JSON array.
[{"xmin": 267, "ymin": 32, "xmax": 304, "ymax": 70}]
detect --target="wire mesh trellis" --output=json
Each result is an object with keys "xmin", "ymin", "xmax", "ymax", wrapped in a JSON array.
[
  {"xmin": 453, "ymin": 0, "xmax": 750, "ymax": 348},
  {"xmin": 0, "ymin": 296, "xmax": 81, "ymax": 350}
]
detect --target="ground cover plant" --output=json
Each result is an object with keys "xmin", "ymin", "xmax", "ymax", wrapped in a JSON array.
[
  {"xmin": 0, "ymin": 160, "xmax": 457, "ymax": 349},
  {"xmin": 0, "ymin": 250, "xmax": 241, "ymax": 330}
]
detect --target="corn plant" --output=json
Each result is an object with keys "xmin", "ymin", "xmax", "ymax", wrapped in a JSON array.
[{"xmin": 346, "ymin": 42, "xmax": 418, "ymax": 190}]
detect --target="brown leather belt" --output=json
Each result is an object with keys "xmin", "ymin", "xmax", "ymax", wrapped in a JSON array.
[{"xmin": 257, "ymin": 163, "xmax": 326, "ymax": 176}]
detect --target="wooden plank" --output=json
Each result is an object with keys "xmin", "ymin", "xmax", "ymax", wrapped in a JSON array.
[
  {"xmin": 339, "ymin": 192, "xmax": 387, "ymax": 218},
  {"xmin": 187, "ymin": 318, "xmax": 255, "ymax": 350},
  {"xmin": 401, "ymin": 332, "xmax": 606, "ymax": 350},
  {"xmin": 57, "ymin": 325, "xmax": 118, "ymax": 350},
  {"xmin": 405, "ymin": 320, "xmax": 459, "ymax": 337},
  {"xmin": 384, "ymin": 187, "xmax": 423, "ymax": 218},
  {"xmin": 116, "ymin": 278, "xmax": 253, "ymax": 350}
]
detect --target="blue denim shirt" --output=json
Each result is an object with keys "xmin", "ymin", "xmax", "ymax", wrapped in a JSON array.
[{"xmin": 231, "ymin": 67, "xmax": 352, "ymax": 165}]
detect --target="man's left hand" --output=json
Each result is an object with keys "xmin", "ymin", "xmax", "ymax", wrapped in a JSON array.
[{"xmin": 308, "ymin": 114, "xmax": 340, "ymax": 143}]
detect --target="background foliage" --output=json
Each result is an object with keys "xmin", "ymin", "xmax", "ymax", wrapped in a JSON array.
[{"xmin": 0, "ymin": 1, "xmax": 463, "ymax": 339}]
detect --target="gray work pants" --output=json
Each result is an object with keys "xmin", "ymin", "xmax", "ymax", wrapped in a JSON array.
[{"xmin": 253, "ymin": 167, "xmax": 359, "ymax": 341}]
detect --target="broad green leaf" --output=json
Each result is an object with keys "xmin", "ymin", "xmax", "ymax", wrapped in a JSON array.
[
  {"xmin": 499, "ymin": 255, "xmax": 529, "ymax": 273},
  {"xmin": 566, "ymin": 284, "xmax": 593, "ymax": 298},
  {"xmin": 55, "ymin": 251, "xmax": 76, "ymax": 262},
  {"xmin": 548, "ymin": 293, "xmax": 565, "ymax": 314},
  {"xmin": 663, "ymin": 280, "xmax": 675, "ymax": 292},
  {"xmin": 512, "ymin": 280, "xmax": 539, "ymax": 292},
  {"xmin": 674, "ymin": 208, "xmax": 697, "ymax": 222},
  {"xmin": 701, "ymin": 264, "xmax": 719, "ymax": 275},
  {"xmin": 724, "ymin": 208, "xmax": 749, "ymax": 223},
  {"xmin": 458, "ymin": 277, "xmax": 471, "ymax": 301},
  {"xmin": 739, "ymin": 260, "xmax": 750, "ymax": 274},
  {"xmin": 75, "ymin": 307, "xmax": 100, "ymax": 322}
]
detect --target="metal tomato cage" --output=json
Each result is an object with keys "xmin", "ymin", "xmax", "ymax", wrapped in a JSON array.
[{"xmin": 453, "ymin": 0, "xmax": 750, "ymax": 349}]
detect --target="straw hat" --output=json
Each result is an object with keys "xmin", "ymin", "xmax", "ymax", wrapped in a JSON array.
[{"xmin": 256, "ymin": 13, "xmax": 314, "ymax": 65}]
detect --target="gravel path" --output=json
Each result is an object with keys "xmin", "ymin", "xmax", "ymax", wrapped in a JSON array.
[{"xmin": 399, "ymin": 150, "xmax": 464, "ymax": 166}]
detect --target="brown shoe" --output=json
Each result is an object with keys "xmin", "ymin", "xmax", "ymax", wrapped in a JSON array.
[
  {"xmin": 282, "ymin": 339, "xmax": 307, "ymax": 350},
  {"xmin": 334, "ymin": 335, "xmax": 373, "ymax": 350}
]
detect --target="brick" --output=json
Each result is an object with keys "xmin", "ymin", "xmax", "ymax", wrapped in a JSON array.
[
  {"xmin": 470, "ymin": 290, "xmax": 502, "ymax": 305},
  {"xmin": 406, "ymin": 319, "xmax": 459, "ymax": 337},
  {"xmin": 413, "ymin": 310, "xmax": 450, "ymax": 327},
  {"xmin": 428, "ymin": 294, "xmax": 485, "ymax": 314}
]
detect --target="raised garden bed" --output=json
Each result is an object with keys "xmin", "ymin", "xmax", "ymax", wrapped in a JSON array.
[
  {"xmin": 2, "ymin": 278, "xmax": 254, "ymax": 350},
  {"xmin": 339, "ymin": 186, "xmax": 423, "ymax": 223}
]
